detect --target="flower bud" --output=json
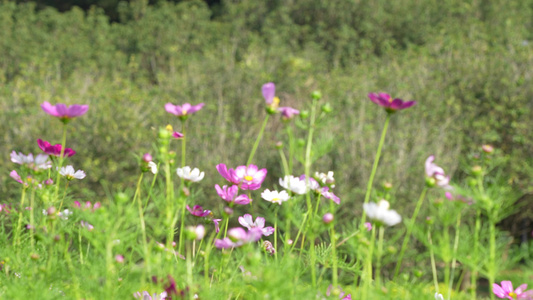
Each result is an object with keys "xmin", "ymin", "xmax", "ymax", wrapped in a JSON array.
[
  {"xmin": 321, "ymin": 103, "xmax": 332, "ymax": 113},
  {"xmin": 471, "ymin": 165, "xmax": 482, "ymax": 176},
  {"xmin": 297, "ymin": 138, "xmax": 306, "ymax": 147},
  {"xmin": 311, "ymin": 91, "xmax": 322, "ymax": 100},
  {"xmin": 185, "ymin": 225, "xmax": 205, "ymax": 240},
  {"xmin": 47, "ymin": 207, "xmax": 57, "ymax": 219},
  {"xmin": 31, "ymin": 253, "xmax": 40, "ymax": 260},
  {"xmin": 115, "ymin": 255, "xmax": 125, "ymax": 263},
  {"xmin": 323, "ymin": 213, "xmax": 334, "ymax": 224},
  {"xmin": 383, "ymin": 182, "xmax": 393, "ymax": 191},
  {"xmin": 300, "ymin": 110, "xmax": 309, "ymax": 119},
  {"xmin": 114, "ymin": 192, "xmax": 129, "ymax": 204},
  {"xmin": 387, "ymin": 245, "xmax": 397, "ymax": 254},
  {"xmin": 263, "ymin": 240, "xmax": 276, "ymax": 255},
  {"xmin": 142, "ymin": 153, "xmax": 153, "ymax": 163},
  {"xmin": 482, "ymin": 144, "xmax": 494, "ymax": 154},
  {"xmin": 467, "ymin": 178, "xmax": 477, "ymax": 187},
  {"xmin": 425, "ymin": 217, "xmax": 434, "ymax": 225},
  {"xmin": 414, "ymin": 269, "xmax": 423, "ymax": 278},
  {"xmin": 224, "ymin": 207, "xmax": 234, "ymax": 216},
  {"xmin": 275, "ymin": 141, "xmax": 283, "ymax": 149},
  {"xmin": 266, "ymin": 106, "xmax": 278, "ymax": 115},
  {"xmin": 158, "ymin": 127, "xmax": 171, "ymax": 139},
  {"xmin": 425, "ymin": 177, "xmax": 436, "ymax": 188}
]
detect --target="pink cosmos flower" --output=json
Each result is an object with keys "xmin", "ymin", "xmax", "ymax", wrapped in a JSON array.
[
  {"xmin": 364, "ymin": 222, "xmax": 372, "ymax": 232},
  {"xmin": 41, "ymin": 102, "xmax": 89, "ymax": 121},
  {"xmin": 215, "ymin": 184, "xmax": 251, "ymax": 205},
  {"xmin": 493, "ymin": 281, "xmax": 533, "ymax": 299},
  {"xmin": 10, "ymin": 170, "xmax": 24, "ymax": 184},
  {"xmin": 37, "ymin": 139, "xmax": 75, "ymax": 157},
  {"xmin": 186, "ymin": 205, "xmax": 212, "ymax": 217},
  {"xmin": 73, "ymin": 201, "xmax": 101, "ymax": 212},
  {"xmin": 278, "ymin": 107, "xmax": 300, "ymax": 119},
  {"xmin": 425, "ymin": 155, "xmax": 452, "ymax": 189},
  {"xmin": 368, "ymin": 93, "xmax": 416, "ymax": 113},
  {"xmin": 238, "ymin": 214, "xmax": 275, "ymax": 236},
  {"xmin": 133, "ymin": 290, "xmax": 168, "ymax": 300},
  {"xmin": 214, "ymin": 227, "xmax": 263, "ymax": 249},
  {"xmin": 80, "ymin": 221, "xmax": 94, "ymax": 231},
  {"xmin": 165, "ymin": 102, "xmax": 205, "ymax": 117},
  {"xmin": 299, "ymin": 175, "xmax": 340, "ymax": 204},
  {"xmin": 172, "ymin": 131, "xmax": 184, "ymax": 139},
  {"xmin": 216, "ymin": 163, "xmax": 267, "ymax": 190},
  {"xmin": 213, "ymin": 218, "xmax": 222, "ymax": 233},
  {"xmin": 326, "ymin": 285, "xmax": 352, "ymax": 300},
  {"xmin": 262, "ymin": 82, "xmax": 276, "ymax": 105},
  {"xmin": 11, "ymin": 151, "xmax": 52, "ymax": 171}
]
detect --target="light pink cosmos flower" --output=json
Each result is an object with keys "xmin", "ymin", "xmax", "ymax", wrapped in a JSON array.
[
  {"xmin": 41, "ymin": 102, "xmax": 89, "ymax": 121},
  {"xmin": 214, "ymin": 227, "xmax": 263, "ymax": 249},
  {"xmin": 278, "ymin": 107, "xmax": 299, "ymax": 119},
  {"xmin": 133, "ymin": 291, "xmax": 168, "ymax": 300},
  {"xmin": 165, "ymin": 102, "xmax": 205, "ymax": 117},
  {"xmin": 58, "ymin": 165, "xmax": 86, "ymax": 180},
  {"xmin": 326, "ymin": 284, "xmax": 352, "ymax": 300},
  {"xmin": 10, "ymin": 170, "xmax": 24, "ymax": 184},
  {"xmin": 493, "ymin": 281, "xmax": 533, "ymax": 299},
  {"xmin": 262, "ymin": 82, "xmax": 276, "ymax": 105},
  {"xmin": 368, "ymin": 93, "xmax": 416, "ymax": 113},
  {"xmin": 73, "ymin": 201, "xmax": 101, "ymax": 212},
  {"xmin": 238, "ymin": 214, "xmax": 274, "ymax": 236},
  {"xmin": 215, "ymin": 184, "xmax": 251, "ymax": 205},
  {"xmin": 11, "ymin": 151, "xmax": 52, "ymax": 171},
  {"xmin": 186, "ymin": 205, "xmax": 212, "ymax": 217},
  {"xmin": 213, "ymin": 218, "xmax": 222, "ymax": 233},
  {"xmin": 298, "ymin": 175, "xmax": 340, "ymax": 203},
  {"xmin": 425, "ymin": 155, "xmax": 452, "ymax": 189},
  {"xmin": 37, "ymin": 139, "xmax": 75, "ymax": 157},
  {"xmin": 216, "ymin": 163, "xmax": 267, "ymax": 190}
]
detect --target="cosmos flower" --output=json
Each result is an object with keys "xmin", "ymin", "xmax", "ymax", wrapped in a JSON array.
[
  {"xmin": 41, "ymin": 102, "xmax": 89, "ymax": 122},
  {"xmin": 315, "ymin": 171, "xmax": 335, "ymax": 188},
  {"xmin": 214, "ymin": 227, "xmax": 263, "ymax": 249},
  {"xmin": 493, "ymin": 281, "xmax": 533, "ymax": 299},
  {"xmin": 215, "ymin": 184, "xmax": 251, "ymax": 205},
  {"xmin": 261, "ymin": 189, "xmax": 290, "ymax": 205},
  {"xmin": 165, "ymin": 102, "xmax": 205, "ymax": 117},
  {"xmin": 216, "ymin": 164, "xmax": 267, "ymax": 190},
  {"xmin": 11, "ymin": 151, "xmax": 51, "ymax": 171},
  {"xmin": 133, "ymin": 290, "xmax": 168, "ymax": 300},
  {"xmin": 425, "ymin": 155, "xmax": 452, "ymax": 189},
  {"xmin": 278, "ymin": 107, "xmax": 300, "ymax": 119},
  {"xmin": 368, "ymin": 93, "xmax": 416, "ymax": 113},
  {"xmin": 186, "ymin": 205, "xmax": 212, "ymax": 217},
  {"xmin": 37, "ymin": 139, "xmax": 76, "ymax": 157},
  {"xmin": 58, "ymin": 165, "xmax": 86, "ymax": 180},
  {"xmin": 238, "ymin": 214, "xmax": 275, "ymax": 236},
  {"xmin": 176, "ymin": 166, "xmax": 204, "ymax": 182},
  {"xmin": 363, "ymin": 200, "xmax": 402, "ymax": 227},
  {"xmin": 279, "ymin": 175, "xmax": 308, "ymax": 195}
]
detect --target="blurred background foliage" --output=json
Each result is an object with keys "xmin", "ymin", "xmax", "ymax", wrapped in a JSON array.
[{"xmin": 1, "ymin": 0, "xmax": 532, "ymax": 215}]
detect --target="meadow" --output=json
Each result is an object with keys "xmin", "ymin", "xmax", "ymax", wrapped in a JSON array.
[{"xmin": 1, "ymin": 0, "xmax": 533, "ymax": 299}]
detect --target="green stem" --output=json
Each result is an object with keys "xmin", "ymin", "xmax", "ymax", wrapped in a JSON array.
[
  {"xmin": 164, "ymin": 158, "xmax": 174, "ymax": 250},
  {"xmin": 329, "ymin": 201, "xmax": 338, "ymax": 286},
  {"xmin": 286, "ymin": 125, "xmax": 295, "ymax": 173},
  {"xmin": 54, "ymin": 124, "xmax": 68, "ymax": 202},
  {"xmin": 177, "ymin": 195, "xmax": 188, "ymax": 254},
  {"xmin": 14, "ymin": 187, "xmax": 27, "ymax": 247},
  {"xmin": 58, "ymin": 181, "xmax": 69, "ymax": 213},
  {"xmin": 278, "ymin": 148, "xmax": 290, "ymax": 176},
  {"xmin": 376, "ymin": 226, "xmax": 385, "ymax": 288},
  {"xmin": 78, "ymin": 227, "xmax": 84, "ymax": 265},
  {"xmin": 246, "ymin": 114, "xmax": 270, "ymax": 166},
  {"xmin": 394, "ymin": 186, "xmax": 428, "ymax": 279},
  {"xmin": 428, "ymin": 229, "xmax": 439, "ymax": 293},
  {"xmin": 471, "ymin": 209, "xmax": 481, "ymax": 299},
  {"xmin": 181, "ymin": 120, "xmax": 187, "ymax": 168},
  {"xmin": 489, "ymin": 217, "xmax": 496, "ymax": 300},
  {"xmin": 186, "ymin": 242, "xmax": 193, "ymax": 298},
  {"xmin": 135, "ymin": 173, "xmax": 150, "ymax": 280},
  {"xmin": 29, "ymin": 188, "xmax": 35, "ymax": 251},
  {"xmin": 448, "ymin": 212, "xmax": 462, "ymax": 300},
  {"xmin": 443, "ymin": 227, "xmax": 450, "ymax": 296},
  {"xmin": 360, "ymin": 114, "xmax": 391, "ymax": 226},
  {"xmin": 274, "ymin": 207, "xmax": 279, "ymax": 262},
  {"xmin": 363, "ymin": 224, "xmax": 377, "ymax": 299}
]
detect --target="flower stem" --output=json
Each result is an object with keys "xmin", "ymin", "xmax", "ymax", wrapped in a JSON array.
[
  {"xmin": 471, "ymin": 209, "xmax": 481, "ymax": 299},
  {"xmin": 394, "ymin": 186, "xmax": 428, "ymax": 279},
  {"xmin": 428, "ymin": 229, "xmax": 439, "ymax": 293},
  {"xmin": 278, "ymin": 148, "xmax": 290, "ymax": 176},
  {"xmin": 489, "ymin": 216, "xmax": 496, "ymax": 300},
  {"xmin": 54, "ymin": 123, "xmax": 68, "ymax": 202},
  {"xmin": 13, "ymin": 187, "xmax": 27, "ymax": 247},
  {"xmin": 274, "ymin": 207, "xmax": 279, "ymax": 262},
  {"xmin": 58, "ymin": 181, "xmax": 69, "ymax": 213},
  {"xmin": 286, "ymin": 125, "xmax": 295, "ymax": 173},
  {"xmin": 177, "ymin": 195, "xmax": 188, "ymax": 254},
  {"xmin": 186, "ymin": 242, "xmax": 193, "ymax": 295},
  {"xmin": 246, "ymin": 114, "xmax": 270, "ymax": 166},
  {"xmin": 29, "ymin": 188, "xmax": 36, "ymax": 251},
  {"xmin": 363, "ymin": 224, "xmax": 377, "ymax": 299},
  {"xmin": 329, "ymin": 201, "xmax": 338, "ymax": 286},
  {"xmin": 448, "ymin": 212, "xmax": 462, "ymax": 300},
  {"xmin": 135, "ymin": 173, "xmax": 151, "ymax": 279},
  {"xmin": 181, "ymin": 120, "xmax": 187, "ymax": 168},
  {"xmin": 360, "ymin": 114, "xmax": 390, "ymax": 226},
  {"xmin": 376, "ymin": 226, "xmax": 385, "ymax": 288}
]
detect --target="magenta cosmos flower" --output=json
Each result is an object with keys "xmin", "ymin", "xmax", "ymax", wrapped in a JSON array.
[
  {"xmin": 37, "ymin": 139, "xmax": 75, "ymax": 157},
  {"xmin": 186, "ymin": 205, "xmax": 212, "ymax": 217},
  {"xmin": 238, "ymin": 214, "xmax": 274, "ymax": 236},
  {"xmin": 165, "ymin": 102, "xmax": 205, "ymax": 117},
  {"xmin": 214, "ymin": 227, "xmax": 263, "ymax": 249},
  {"xmin": 278, "ymin": 107, "xmax": 300, "ymax": 119},
  {"xmin": 368, "ymin": 93, "xmax": 416, "ymax": 113},
  {"xmin": 216, "ymin": 163, "xmax": 267, "ymax": 190},
  {"xmin": 493, "ymin": 281, "xmax": 533, "ymax": 299},
  {"xmin": 41, "ymin": 102, "xmax": 89, "ymax": 121},
  {"xmin": 215, "ymin": 184, "xmax": 251, "ymax": 205}
]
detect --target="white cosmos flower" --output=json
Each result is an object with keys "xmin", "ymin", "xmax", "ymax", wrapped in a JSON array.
[
  {"xmin": 261, "ymin": 189, "xmax": 290, "ymax": 205},
  {"xmin": 363, "ymin": 200, "xmax": 402, "ymax": 227},
  {"xmin": 58, "ymin": 165, "xmax": 86, "ymax": 180},
  {"xmin": 435, "ymin": 293, "xmax": 444, "ymax": 300},
  {"xmin": 11, "ymin": 151, "xmax": 51, "ymax": 170},
  {"xmin": 279, "ymin": 175, "xmax": 308, "ymax": 195},
  {"xmin": 148, "ymin": 161, "xmax": 158, "ymax": 174},
  {"xmin": 177, "ymin": 166, "xmax": 205, "ymax": 182},
  {"xmin": 315, "ymin": 171, "xmax": 335, "ymax": 188}
]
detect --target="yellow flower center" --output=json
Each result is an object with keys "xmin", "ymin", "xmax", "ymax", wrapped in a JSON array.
[
  {"xmin": 166, "ymin": 124, "xmax": 173, "ymax": 132},
  {"xmin": 244, "ymin": 175, "xmax": 253, "ymax": 181},
  {"xmin": 509, "ymin": 292, "xmax": 517, "ymax": 299},
  {"xmin": 182, "ymin": 108, "xmax": 188, "ymax": 115},
  {"xmin": 272, "ymin": 198, "xmax": 280, "ymax": 202}
]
